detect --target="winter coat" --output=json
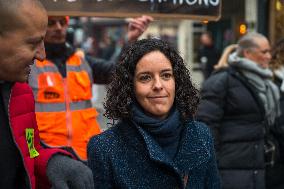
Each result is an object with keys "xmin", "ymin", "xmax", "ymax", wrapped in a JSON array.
[
  {"xmin": 87, "ymin": 119, "xmax": 220, "ymax": 189},
  {"xmin": 2, "ymin": 82, "xmax": 70, "ymax": 189},
  {"xmin": 196, "ymin": 67, "xmax": 281, "ymax": 189}
]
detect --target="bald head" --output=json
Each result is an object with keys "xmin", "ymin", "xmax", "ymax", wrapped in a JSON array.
[
  {"xmin": 0, "ymin": 0, "xmax": 46, "ymax": 35},
  {"xmin": 0, "ymin": 0, "xmax": 47, "ymax": 82},
  {"xmin": 236, "ymin": 32, "xmax": 268, "ymax": 57}
]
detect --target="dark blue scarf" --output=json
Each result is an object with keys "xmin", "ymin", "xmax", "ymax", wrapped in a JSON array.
[{"xmin": 131, "ymin": 104, "xmax": 183, "ymax": 160}]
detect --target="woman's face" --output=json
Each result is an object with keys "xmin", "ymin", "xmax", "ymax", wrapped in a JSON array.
[{"xmin": 134, "ymin": 51, "xmax": 175, "ymax": 119}]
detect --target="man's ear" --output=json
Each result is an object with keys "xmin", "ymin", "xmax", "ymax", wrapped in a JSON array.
[{"xmin": 243, "ymin": 49, "xmax": 252, "ymax": 59}]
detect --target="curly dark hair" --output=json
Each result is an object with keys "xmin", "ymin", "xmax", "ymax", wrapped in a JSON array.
[{"xmin": 104, "ymin": 38, "xmax": 199, "ymax": 121}]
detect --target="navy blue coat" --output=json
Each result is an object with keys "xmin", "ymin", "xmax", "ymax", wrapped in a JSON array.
[{"xmin": 87, "ymin": 120, "xmax": 220, "ymax": 189}]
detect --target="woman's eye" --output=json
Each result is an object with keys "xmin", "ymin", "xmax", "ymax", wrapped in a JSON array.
[
  {"xmin": 139, "ymin": 75, "xmax": 151, "ymax": 82},
  {"xmin": 162, "ymin": 73, "xmax": 172, "ymax": 79}
]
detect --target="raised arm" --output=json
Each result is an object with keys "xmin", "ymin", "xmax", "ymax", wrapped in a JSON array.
[{"xmin": 126, "ymin": 15, "xmax": 153, "ymax": 43}]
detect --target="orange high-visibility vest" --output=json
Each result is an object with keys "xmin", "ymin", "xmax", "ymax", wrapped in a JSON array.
[{"xmin": 28, "ymin": 53, "xmax": 101, "ymax": 160}]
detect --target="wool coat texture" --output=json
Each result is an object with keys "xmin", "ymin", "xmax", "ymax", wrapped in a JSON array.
[{"xmin": 87, "ymin": 119, "xmax": 220, "ymax": 189}]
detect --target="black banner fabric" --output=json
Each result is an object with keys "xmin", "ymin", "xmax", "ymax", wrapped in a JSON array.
[{"xmin": 40, "ymin": 0, "xmax": 221, "ymax": 20}]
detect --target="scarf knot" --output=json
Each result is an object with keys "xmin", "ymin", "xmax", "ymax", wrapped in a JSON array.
[{"xmin": 131, "ymin": 104, "xmax": 182, "ymax": 159}]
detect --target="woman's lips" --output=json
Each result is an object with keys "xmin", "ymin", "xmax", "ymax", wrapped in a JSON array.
[{"xmin": 148, "ymin": 96, "xmax": 167, "ymax": 102}]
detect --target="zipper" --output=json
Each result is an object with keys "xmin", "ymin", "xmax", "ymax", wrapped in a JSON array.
[
  {"xmin": 63, "ymin": 78, "xmax": 72, "ymax": 146},
  {"xmin": 7, "ymin": 86, "xmax": 32, "ymax": 189}
]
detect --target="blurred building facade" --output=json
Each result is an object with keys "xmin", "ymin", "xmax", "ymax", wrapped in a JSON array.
[{"xmin": 269, "ymin": 0, "xmax": 284, "ymax": 45}]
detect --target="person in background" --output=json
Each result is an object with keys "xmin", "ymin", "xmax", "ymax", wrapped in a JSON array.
[
  {"xmin": 196, "ymin": 32, "xmax": 283, "ymax": 189},
  {"xmin": 87, "ymin": 38, "xmax": 221, "ymax": 188},
  {"xmin": 0, "ymin": 0, "xmax": 94, "ymax": 188},
  {"xmin": 28, "ymin": 15, "xmax": 153, "ymax": 161},
  {"xmin": 213, "ymin": 44, "xmax": 238, "ymax": 70},
  {"xmin": 97, "ymin": 33, "xmax": 116, "ymax": 60},
  {"xmin": 197, "ymin": 31, "xmax": 220, "ymax": 80},
  {"xmin": 268, "ymin": 38, "xmax": 284, "ymax": 189}
]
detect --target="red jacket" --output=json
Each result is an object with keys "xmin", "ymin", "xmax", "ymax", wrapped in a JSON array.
[{"xmin": 8, "ymin": 82, "xmax": 70, "ymax": 189}]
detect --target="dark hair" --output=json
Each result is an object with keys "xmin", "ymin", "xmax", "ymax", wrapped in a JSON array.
[
  {"xmin": 104, "ymin": 38, "xmax": 199, "ymax": 121},
  {"xmin": 270, "ymin": 38, "xmax": 284, "ymax": 70}
]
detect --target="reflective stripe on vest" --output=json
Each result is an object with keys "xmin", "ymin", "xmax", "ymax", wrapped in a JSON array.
[
  {"xmin": 28, "ymin": 53, "xmax": 101, "ymax": 160},
  {"xmin": 35, "ymin": 100, "xmax": 93, "ymax": 112}
]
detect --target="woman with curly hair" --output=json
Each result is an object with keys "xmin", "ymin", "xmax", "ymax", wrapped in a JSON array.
[{"xmin": 87, "ymin": 38, "xmax": 220, "ymax": 189}]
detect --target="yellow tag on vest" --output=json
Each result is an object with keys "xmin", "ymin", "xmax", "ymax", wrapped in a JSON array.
[{"xmin": 25, "ymin": 128, "xmax": 39, "ymax": 158}]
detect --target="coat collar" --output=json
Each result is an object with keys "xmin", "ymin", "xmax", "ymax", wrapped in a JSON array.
[
  {"xmin": 174, "ymin": 121, "xmax": 211, "ymax": 172},
  {"xmin": 125, "ymin": 120, "xmax": 211, "ymax": 172}
]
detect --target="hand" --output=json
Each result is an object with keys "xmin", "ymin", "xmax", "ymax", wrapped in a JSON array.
[
  {"xmin": 47, "ymin": 155, "xmax": 94, "ymax": 189},
  {"xmin": 214, "ymin": 44, "xmax": 238, "ymax": 70},
  {"xmin": 126, "ymin": 15, "xmax": 154, "ymax": 43}
]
